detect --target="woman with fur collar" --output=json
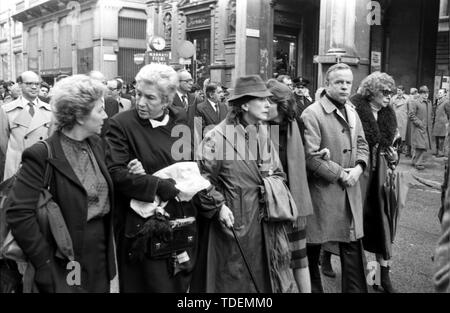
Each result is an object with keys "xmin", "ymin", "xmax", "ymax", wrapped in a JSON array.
[{"xmin": 350, "ymin": 72, "xmax": 399, "ymax": 293}]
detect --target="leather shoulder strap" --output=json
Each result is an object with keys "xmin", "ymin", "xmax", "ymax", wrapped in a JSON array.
[{"xmin": 40, "ymin": 141, "xmax": 53, "ymax": 189}]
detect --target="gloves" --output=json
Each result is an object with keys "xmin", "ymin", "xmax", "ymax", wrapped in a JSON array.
[
  {"xmin": 34, "ymin": 260, "xmax": 55, "ymax": 293},
  {"xmin": 156, "ymin": 178, "xmax": 180, "ymax": 202}
]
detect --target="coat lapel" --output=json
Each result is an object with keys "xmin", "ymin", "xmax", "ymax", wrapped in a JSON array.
[
  {"xmin": 215, "ymin": 121, "xmax": 262, "ymax": 182},
  {"xmin": 11, "ymin": 107, "xmax": 32, "ymax": 127},
  {"xmin": 203, "ymin": 101, "xmax": 219, "ymax": 124},
  {"xmin": 345, "ymin": 104, "xmax": 357, "ymax": 143}
]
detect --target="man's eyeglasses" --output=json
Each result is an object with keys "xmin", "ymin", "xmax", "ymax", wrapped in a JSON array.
[
  {"xmin": 180, "ymin": 79, "xmax": 193, "ymax": 83},
  {"xmin": 22, "ymin": 82, "xmax": 40, "ymax": 87}
]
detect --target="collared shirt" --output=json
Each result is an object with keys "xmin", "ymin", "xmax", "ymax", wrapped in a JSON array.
[
  {"xmin": 207, "ymin": 99, "xmax": 217, "ymax": 112},
  {"xmin": 20, "ymin": 97, "xmax": 39, "ymax": 108},
  {"xmin": 176, "ymin": 91, "xmax": 188, "ymax": 107},
  {"xmin": 149, "ymin": 113, "xmax": 170, "ymax": 128}
]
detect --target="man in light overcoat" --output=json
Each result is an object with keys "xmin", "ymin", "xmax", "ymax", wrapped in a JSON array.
[
  {"xmin": 301, "ymin": 63, "xmax": 369, "ymax": 293},
  {"xmin": 0, "ymin": 71, "xmax": 52, "ymax": 181}
]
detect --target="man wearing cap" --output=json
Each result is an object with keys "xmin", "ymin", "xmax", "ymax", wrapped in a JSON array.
[
  {"xmin": 301, "ymin": 63, "xmax": 369, "ymax": 293},
  {"xmin": 409, "ymin": 85, "xmax": 433, "ymax": 170},
  {"xmin": 194, "ymin": 75, "xmax": 298, "ymax": 293},
  {"xmin": 293, "ymin": 77, "xmax": 314, "ymax": 117}
]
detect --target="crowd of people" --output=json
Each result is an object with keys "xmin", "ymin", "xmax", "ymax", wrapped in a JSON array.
[{"xmin": 0, "ymin": 62, "xmax": 449, "ymax": 293}]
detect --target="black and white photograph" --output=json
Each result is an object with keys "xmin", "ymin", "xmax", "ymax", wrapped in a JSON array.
[{"xmin": 0, "ymin": 0, "xmax": 449, "ymax": 300}]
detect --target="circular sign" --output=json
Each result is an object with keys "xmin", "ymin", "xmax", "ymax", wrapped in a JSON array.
[
  {"xmin": 149, "ymin": 36, "xmax": 166, "ymax": 51},
  {"xmin": 134, "ymin": 53, "xmax": 145, "ymax": 65},
  {"xmin": 178, "ymin": 40, "xmax": 196, "ymax": 59}
]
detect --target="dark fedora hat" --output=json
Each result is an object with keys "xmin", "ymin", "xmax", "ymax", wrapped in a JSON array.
[{"xmin": 228, "ymin": 75, "xmax": 272, "ymax": 101}]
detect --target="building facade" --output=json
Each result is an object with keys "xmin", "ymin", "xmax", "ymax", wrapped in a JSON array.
[
  {"xmin": 0, "ymin": 1, "xmax": 24, "ymax": 81},
  {"xmin": 146, "ymin": 0, "xmax": 446, "ymax": 94},
  {"xmin": 12, "ymin": 0, "xmax": 148, "ymax": 84}
]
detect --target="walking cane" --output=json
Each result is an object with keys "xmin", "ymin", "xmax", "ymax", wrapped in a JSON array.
[{"xmin": 230, "ymin": 226, "xmax": 260, "ymax": 293}]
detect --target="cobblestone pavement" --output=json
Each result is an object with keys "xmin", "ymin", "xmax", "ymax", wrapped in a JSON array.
[{"xmin": 322, "ymin": 152, "xmax": 446, "ymax": 293}]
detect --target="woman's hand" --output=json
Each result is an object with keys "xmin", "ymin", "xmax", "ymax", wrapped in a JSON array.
[
  {"xmin": 219, "ymin": 204, "xmax": 235, "ymax": 229},
  {"xmin": 127, "ymin": 159, "xmax": 146, "ymax": 176}
]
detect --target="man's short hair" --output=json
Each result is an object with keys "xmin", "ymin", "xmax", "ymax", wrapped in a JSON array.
[
  {"xmin": 397, "ymin": 85, "xmax": 405, "ymax": 91},
  {"xmin": 205, "ymin": 82, "xmax": 220, "ymax": 98},
  {"xmin": 325, "ymin": 63, "xmax": 352, "ymax": 81}
]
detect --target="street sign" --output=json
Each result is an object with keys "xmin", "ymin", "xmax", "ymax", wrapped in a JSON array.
[
  {"xmin": 178, "ymin": 40, "xmax": 196, "ymax": 59},
  {"xmin": 179, "ymin": 58, "xmax": 192, "ymax": 65},
  {"xmin": 148, "ymin": 51, "xmax": 171, "ymax": 65},
  {"xmin": 134, "ymin": 53, "xmax": 145, "ymax": 65},
  {"xmin": 313, "ymin": 55, "xmax": 337, "ymax": 64},
  {"xmin": 340, "ymin": 56, "xmax": 360, "ymax": 65}
]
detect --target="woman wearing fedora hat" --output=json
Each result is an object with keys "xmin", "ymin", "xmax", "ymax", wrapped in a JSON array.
[{"xmin": 193, "ymin": 75, "xmax": 298, "ymax": 293}]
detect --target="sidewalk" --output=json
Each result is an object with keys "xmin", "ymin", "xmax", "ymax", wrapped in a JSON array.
[{"xmin": 322, "ymin": 151, "xmax": 445, "ymax": 293}]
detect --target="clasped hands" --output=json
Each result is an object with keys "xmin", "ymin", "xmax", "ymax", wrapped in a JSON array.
[{"xmin": 339, "ymin": 165, "xmax": 364, "ymax": 187}]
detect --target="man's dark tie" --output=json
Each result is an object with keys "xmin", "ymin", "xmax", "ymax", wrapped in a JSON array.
[
  {"xmin": 28, "ymin": 103, "xmax": 35, "ymax": 117},
  {"xmin": 182, "ymin": 95, "xmax": 188, "ymax": 109}
]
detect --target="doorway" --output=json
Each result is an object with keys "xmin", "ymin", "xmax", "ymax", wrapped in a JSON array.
[
  {"xmin": 273, "ymin": 27, "xmax": 299, "ymax": 78},
  {"xmin": 186, "ymin": 29, "xmax": 211, "ymax": 87}
]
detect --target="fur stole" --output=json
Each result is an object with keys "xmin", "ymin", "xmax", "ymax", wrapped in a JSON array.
[{"xmin": 350, "ymin": 94, "xmax": 397, "ymax": 149}]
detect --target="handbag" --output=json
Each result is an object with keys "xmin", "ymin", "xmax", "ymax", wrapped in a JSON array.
[
  {"xmin": 0, "ymin": 141, "xmax": 54, "ymax": 262},
  {"xmin": 149, "ymin": 216, "xmax": 196, "ymax": 258},
  {"xmin": 261, "ymin": 177, "xmax": 299, "ymax": 222}
]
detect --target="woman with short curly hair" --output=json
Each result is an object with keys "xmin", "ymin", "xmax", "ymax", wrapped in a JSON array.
[
  {"xmin": 350, "ymin": 71, "xmax": 400, "ymax": 293},
  {"xmin": 6, "ymin": 74, "xmax": 119, "ymax": 293}
]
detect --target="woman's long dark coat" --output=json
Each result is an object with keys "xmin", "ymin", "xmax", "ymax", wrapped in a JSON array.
[
  {"xmin": 351, "ymin": 94, "xmax": 398, "ymax": 259},
  {"xmin": 6, "ymin": 132, "xmax": 117, "ymax": 292},
  {"xmin": 105, "ymin": 108, "xmax": 197, "ymax": 292}
]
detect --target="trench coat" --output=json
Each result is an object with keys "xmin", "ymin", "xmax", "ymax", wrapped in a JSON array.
[
  {"xmin": 0, "ymin": 97, "xmax": 52, "ymax": 181},
  {"xmin": 193, "ymin": 118, "xmax": 297, "ymax": 293},
  {"xmin": 105, "ymin": 108, "xmax": 198, "ymax": 293},
  {"xmin": 409, "ymin": 97, "xmax": 432, "ymax": 150},
  {"xmin": 391, "ymin": 95, "xmax": 409, "ymax": 140},
  {"xmin": 432, "ymin": 97, "xmax": 450, "ymax": 137},
  {"xmin": 300, "ymin": 96, "xmax": 369, "ymax": 244},
  {"xmin": 5, "ymin": 132, "xmax": 118, "ymax": 292}
]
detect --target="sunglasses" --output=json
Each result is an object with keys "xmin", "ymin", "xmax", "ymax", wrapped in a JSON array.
[{"xmin": 382, "ymin": 89, "xmax": 393, "ymax": 97}]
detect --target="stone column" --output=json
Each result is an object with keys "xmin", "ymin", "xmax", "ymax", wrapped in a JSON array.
[
  {"xmin": 93, "ymin": 0, "xmax": 120, "ymax": 78},
  {"xmin": 37, "ymin": 23, "xmax": 43, "ymax": 74},
  {"xmin": 317, "ymin": 0, "xmax": 371, "ymax": 89},
  {"xmin": 52, "ymin": 18, "xmax": 59, "ymax": 71},
  {"xmin": 234, "ymin": 0, "xmax": 273, "ymax": 80}
]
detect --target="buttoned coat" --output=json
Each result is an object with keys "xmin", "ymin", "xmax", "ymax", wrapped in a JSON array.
[
  {"xmin": 300, "ymin": 96, "xmax": 369, "ymax": 244},
  {"xmin": 409, "ymin": 97, "xmax": 432, "ymax": 150},
  {"xmin": 0, "ymin": 97, "xmax": 52, "ymax": 181},
  {"xmin": 391, "ymin": 94, "xmax": 409, "ymax": 139},
  {"xmin": 432, "ymin": 97, "xmax": 450, "ymax": 137},
  {"xmin": 6, "ymin": 132, "xmax": 118, "ymax": 292}
]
